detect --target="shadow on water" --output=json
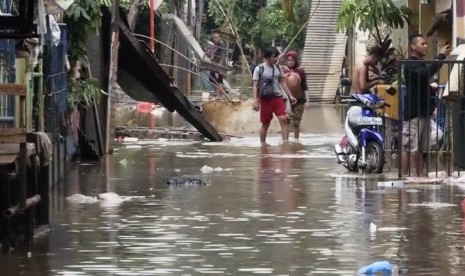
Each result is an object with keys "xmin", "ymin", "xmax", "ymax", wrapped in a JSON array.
[{"xmin": 2, "ymin": 132, "xmax": 465, "ymax": 275}]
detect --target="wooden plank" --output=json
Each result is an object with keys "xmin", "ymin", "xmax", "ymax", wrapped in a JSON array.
[
  {"xmin": 0, "ymin": 128, "xmax": 27, "ymax": 143},
  {"xmin": 0, "ymin": 154, "xmax": 17, "ymax": 165},
  {"xmin": 0, "ymin": 83, "xmax": 27, "ymax": 96},
  {"xmin": 0, "ymin": 143, "xmax": 35, "ymax": 156}
]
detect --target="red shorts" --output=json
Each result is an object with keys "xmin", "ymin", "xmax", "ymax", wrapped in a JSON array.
[{"xmin": 260, "ymin": 97, "xmax": 286, "ymax": 124}]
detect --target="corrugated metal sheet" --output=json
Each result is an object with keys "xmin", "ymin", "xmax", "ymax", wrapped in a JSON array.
[{"xmin": 301, "ymin": 0, "xmax": 347, "ymax": 103}]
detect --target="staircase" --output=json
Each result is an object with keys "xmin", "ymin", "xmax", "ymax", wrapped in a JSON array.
[{"xmin": 301, "ymin": 0, "xmax": 347, "ymax": 103}]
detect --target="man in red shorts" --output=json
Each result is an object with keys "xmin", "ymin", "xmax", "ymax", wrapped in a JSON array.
[{"xmin": 253, "ymin": 47, "xmax": 297, "ymax": 144}]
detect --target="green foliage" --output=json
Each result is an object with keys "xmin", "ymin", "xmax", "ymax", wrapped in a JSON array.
[
  {"xmin": 254, "ymin": 0, "xmax": 310, "ymax": 49},
  {"xmin": 337, "ymin": 0, "xmax": 411, "ymax": 81},
  {"xmin": 253, "ymin": 3, "xmax": 293, "ymax": 45},
  {"xmin": 64, "ymin": 0, "xmax": 110, "ymax": 108},
  {"xmin": 68, "ymin": 78, "xmax": 101, "ymax": 107},
  {"xmin": 208, "ymin": 0, "xmax": 310, "ymax": 52},
  {"xmin": 65, "ymin": 0, "xmax": 111, "ymax": 63},
  {"xmin": 336, "ymin": 0, "xmax": 410, "ymax": 43}
]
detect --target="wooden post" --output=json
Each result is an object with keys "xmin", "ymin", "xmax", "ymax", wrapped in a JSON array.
[
  {"xmin": 105, "ymin": 0, "xmax": 120, "ymax": 154},
  {"xmin": 37, "ymin": 60, "xmax": 44, "ymax": 131},
  {"xmin": 19, "ymin": 143, "xmax": 27, "ymax": 208},
  {"xmin": 187, "ymin": 0, "xmax": 192, "ymax": 27}
]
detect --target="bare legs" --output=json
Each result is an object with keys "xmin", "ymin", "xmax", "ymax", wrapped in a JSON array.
[
  {"xmin": 401, "ymin": 151, "xmax": 425, "ymax": 177},
  {"xmin": 260, "ymin": 116, "xmax": 289, "ymax": 144},
  {"xmin": 293, "ymin": 125, "xmax": 301, "ymax": 139},
  {"xmin": 260, "ymin": 123, "xmax": 270, "ymax": 144},
  {"xmin": 278, "ymin": 116, "xmax": 289, "ymax": 141}
]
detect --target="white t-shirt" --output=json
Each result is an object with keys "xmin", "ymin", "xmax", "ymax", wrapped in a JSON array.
[{"xmin": 253, "ymin": 63, "xmax": 284, "ymax": 94}]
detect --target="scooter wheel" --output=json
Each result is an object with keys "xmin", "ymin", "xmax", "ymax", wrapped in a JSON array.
[{"xmin": 365, "ymin": 141, "xmax": 384, "ymax": 174}]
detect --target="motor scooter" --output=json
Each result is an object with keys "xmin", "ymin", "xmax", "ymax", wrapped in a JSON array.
[{"xmin": 334, "ymin": 88, "xmax": 395, "ymax": 174}]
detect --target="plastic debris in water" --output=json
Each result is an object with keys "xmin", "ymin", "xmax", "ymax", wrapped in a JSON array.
[
  {"xmin": 370, "ymin": 222, "xmax": 377, "ymax": 233},
  {"xmin": 166, "ymin": 177, "xmax": 207, "ymax": 186},
  {"xmin": 66, "ymin": 194, "xmax": 99, "ymax": 204},
  {"xmin": 357, "ymin": 261, "xmax": 398, "ymax": 275},
  {"xmin": 98, "ymin": 192, "xmax": 125, "ymax": 203},
  {"xmin": 377, "ymin": 180, "xmax": 404, "ymax": 188},
  {"xmin": 200, "ymin": 165, "xmax": 214, "ymax": 173},
  {"xmin": 200, "ymin": 165, "xmax": 224, "ymax": 173},
  {"xmin": 119, "ymin": 159, "xmax": 128, "ymax": 165}
]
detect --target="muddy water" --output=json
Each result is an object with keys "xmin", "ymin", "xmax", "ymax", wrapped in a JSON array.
[{"xmin": 3, "ymin": 129, "xmax": 465, "ymax": 275}]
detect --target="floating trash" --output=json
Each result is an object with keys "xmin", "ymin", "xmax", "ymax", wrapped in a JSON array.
[
  {"xmin": 357, "ymin": 261, "xmax": 398, "ymax": 275},
  {"xmin": 377, "ymin": 180, "xmax": 404, "ymax": 188},
  {"xmin": 166, "ymin": 177, "xmax": 207, "ymax": 186},
  {"xmin": 66, "ymin": 194, "xmax": 99, "ymax": 204},
  {"xmin": 408, "ymin": 202, "xmax": 456, "ymax": 208},
  {"xmin": 119, "ymin": 159, "xmax": 128, "ymax": 165}
]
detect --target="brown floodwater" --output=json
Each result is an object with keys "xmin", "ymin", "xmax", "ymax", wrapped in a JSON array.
[{"xmin": 2, "ymin": 106, "xmax": 465, "ymax": 276}]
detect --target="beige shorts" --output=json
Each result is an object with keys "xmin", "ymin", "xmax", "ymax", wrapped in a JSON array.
[{"xmin": 402, "ymin": 117, "xmax": 430, "ymax": 153}]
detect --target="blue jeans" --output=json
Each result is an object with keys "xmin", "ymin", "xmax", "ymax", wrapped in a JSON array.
[{"xmin": 200, "ymin": 70, "xmax": 214, "ymax": 92}]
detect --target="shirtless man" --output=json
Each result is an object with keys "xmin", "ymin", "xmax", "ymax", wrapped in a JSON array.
[{"xmin": 350, "ymin": 46, "xmax": 385, "ymax": 94}]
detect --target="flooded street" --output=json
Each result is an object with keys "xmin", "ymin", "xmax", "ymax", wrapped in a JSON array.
[{"xmin": 3, "ymin": 114, "xmax": 465, "ymax": 275}]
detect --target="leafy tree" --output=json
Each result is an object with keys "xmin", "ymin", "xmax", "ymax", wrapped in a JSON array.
[
  {"xmin": 336, "ymin": 0, "xmax": 411, "ymax": 81},
  {"xmin": 253, "ymin": 0, "xmax": 310, "ymax": 49},
  {"xmin": 336, "ymin": 0, "xmax": 410, "ymax": 45},
  {"xmin": 207, "ymin": 0, "xmax": 310, "ymax": 60},
  {"xmin": 65, "ymin": 0, "xmax": 111, "ymax": 63}
]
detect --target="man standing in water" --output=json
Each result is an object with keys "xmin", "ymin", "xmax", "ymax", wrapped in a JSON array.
[
  {"xmin": 402, "ymin": 34, "xmax": 450, "ymax": 177},
  {"xmin": 201, "ymin": 32, "xmax": 227, "ymax": 94},
  {"xmin": 211, "ymin": 30, "xmax": 227, "ymax": 66},
  {"xmin": 350, "ymin": 46, "xmax": 385, "ymax": 94},
  {"xmin": 282, "ymin": 51, "xmax": 309, "ymax": 139},
  {"xmin": 253, "ymin": 47, "xmax": 297, "ymax": 145}
]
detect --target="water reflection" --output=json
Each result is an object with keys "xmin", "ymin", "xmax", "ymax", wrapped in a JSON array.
[
  {"xmin": 257, "ymin": 144, "xmax": 305, "ymax": 214},
  {"xmin": 2, "ymin": 135, "xmax": 465, "ymax": 275}
]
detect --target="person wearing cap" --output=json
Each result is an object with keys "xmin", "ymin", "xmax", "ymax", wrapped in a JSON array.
[{"xmin": 282, "ymin": 51, "xmax": 309, "ymax": 139}]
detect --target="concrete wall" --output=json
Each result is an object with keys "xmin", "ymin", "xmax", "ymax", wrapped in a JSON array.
[{"xmin": 201, "ymin": 101, "xmax": 344, "ymax": 135}]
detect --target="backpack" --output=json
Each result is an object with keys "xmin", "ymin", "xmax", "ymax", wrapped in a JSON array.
[{"xmin": 256, "ymin": 64, "xmax": 282, "ymax": 98}]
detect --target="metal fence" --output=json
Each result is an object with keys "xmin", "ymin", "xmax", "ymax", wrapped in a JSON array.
[
  {"xmin": 0, "ymin": 37, "xmax": 15, "ymax": 128},
  {"xmin": 396, "ymin": 59, "xmax": 465, "ymax": 178},
  {"xmin": 43, "ymin": 24, "xmax": 68, "ymax": 187}
]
